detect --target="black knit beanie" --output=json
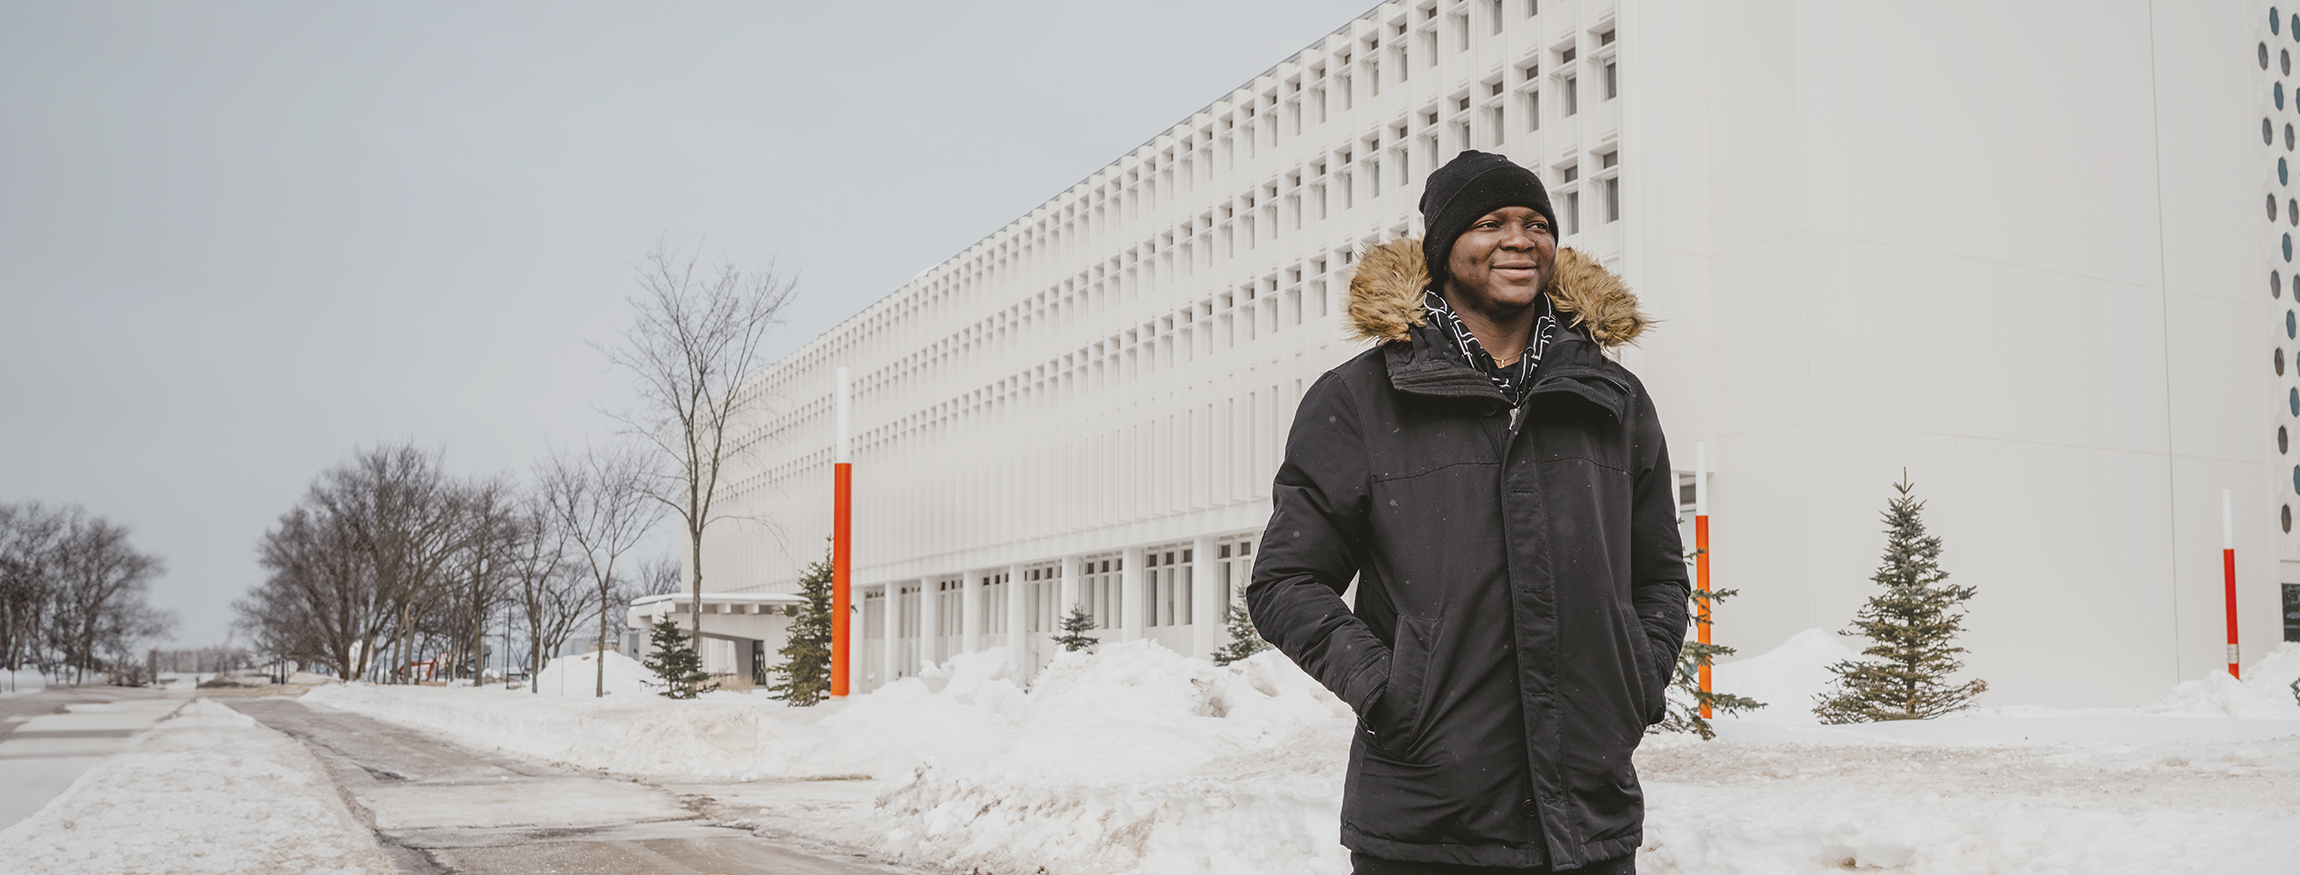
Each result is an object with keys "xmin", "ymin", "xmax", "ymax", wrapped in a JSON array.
[{"xmin": 1418, "ymin": 150, "xmax": 1557, "ymax": 290}]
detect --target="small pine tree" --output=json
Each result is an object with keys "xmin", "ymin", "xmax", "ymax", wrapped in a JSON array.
[
  {"xmin": 1212, "ymin": 589, "xmax": 1272, "ymax": 666},
  {"xmin": 1814, "ymin": 473, "xmax": 1987, "ymax": 723},
  {"xmin": 1051, "ymin": 604, "xmax": 1099, "ymax": 652},
  {"xmin": 767, "ymin": 549, "xmax": 834, "ymax": 706},
  {"xmin": 1652, "ymin": 584, "xmax": 1765, "ymax": 740},
  {"xmin": 641, "ymin": 616, "xmax": 715, "ymax": 699}
]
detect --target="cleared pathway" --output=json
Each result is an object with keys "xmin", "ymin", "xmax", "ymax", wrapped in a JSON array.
[
  {"xmin": 227, "ymin": 697, "xmax": 917, "ymax": 875},
  {"xmin": 0, "ymin": 686, "xmax": 184, "ymax": 829}
]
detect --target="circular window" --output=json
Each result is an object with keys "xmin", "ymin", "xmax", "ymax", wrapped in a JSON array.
[
  {"xmin": 2282, "ymin": 157, "xmax": 2291, "ymax": 185},
  {"xmin": 2287, "ymin": 123, "xmax": 2295, "ymax": 149},
  {"xmin": 2289, "ymin": 199, "xmax": 2297, "ymax": 225},
  {"xmin": 2282, "ymin": 425, "xmax": 2291, "ymax": 453},
  {"xmin": 2277, "ymin": 348, "xmax": 2286, "ymax": 375},
  {"xmin": 2285, "ymin": 505, "xmax": 2293, "ymax": 533},
  {"xmin": 2289, "ymin": 386, "xmax": 2297, "ymax": 415},
  {"xmin": 2287, "ymin": 309, "xmax": 2295, "ymax": 338}
]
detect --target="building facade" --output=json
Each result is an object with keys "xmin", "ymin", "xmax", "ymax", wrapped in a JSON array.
[{"xmin": 708, "ymin": 0, "xmax": 2277, "ymax": 706}]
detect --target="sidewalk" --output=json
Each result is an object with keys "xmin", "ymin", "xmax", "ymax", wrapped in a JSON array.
[{"xmin": 0, "ymin": 686, "xmax": 184, "ymax": 829}]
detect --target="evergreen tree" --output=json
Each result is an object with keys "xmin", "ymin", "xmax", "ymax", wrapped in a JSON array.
[
  {"xmin": 1652, "ymin": 583, "xmax": 1764, "ymax": 740},
  {"xmin": 1212, "ymin": 589, "xmax": 1272, "ymax": 666},
  {"xmin": 1814, "ymin": 473, "xmax": 1987, "ymax": 723},
  {"xmin": 641, "ymin": 616, "xmax": 714, "ymax": 699},
  {"xmin": 766, "ymin": 549, "xmax": 834, "ymax": 706},
  {"xmin": 1051, "ymin": 604, "xmax": 1098, "ymax": 653}
]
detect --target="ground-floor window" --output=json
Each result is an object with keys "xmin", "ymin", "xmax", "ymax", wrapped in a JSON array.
[
  {"xmin": 2285, "ymin": 583, "xmax": 2300, "ymax": 643},
  {"xmin": 1023, "ymin": 566, "xmax": 1059, "ymax": 632},
  {"xmin": 1217, "ymin": 539, "xmax": 1255, "ymax": 616},
  {"xmin": 981, "ymin": 571, "xmax": 1010, "ymax": 635},
  {"xmin": 1081, "ymin": 557, "xmax": 1121, "ymax": 629},
  {"xmin": 1143, "ymin": 547, "xmax": 1194, "ymax": 627}
]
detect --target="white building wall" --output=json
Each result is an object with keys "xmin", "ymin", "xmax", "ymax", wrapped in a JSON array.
[
  {"xmin": 710, "ymin": 0, "xmax": 2273, "ymax": 705},
  {"xmin": 708, "ymin": 0, "xmax": 1630, "ymax": 690},
  {"xmin": 1629, "ymin": 0, "xmax": 2267, "ymax": 707}
]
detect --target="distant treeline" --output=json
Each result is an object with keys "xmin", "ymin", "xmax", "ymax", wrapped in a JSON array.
[
  {"xmin": 234, "ymin": 441, "xmax": 675, "ymax": 684},
  {"xmin": 0, "ymin": 502, "xmax": 176, "ymax": 685}
]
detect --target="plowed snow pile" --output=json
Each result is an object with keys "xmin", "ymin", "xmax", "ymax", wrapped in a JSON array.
[
  {"xmin": 0, "ymin": 698, "xmax": 396, "ymax": 875},
  {"xmin": 306, "ymin": 638, "xmax": 2300, "ymax": 875}
]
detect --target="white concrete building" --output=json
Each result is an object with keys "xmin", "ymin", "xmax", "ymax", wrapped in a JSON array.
[{"xmin": 706, "ymin": 1, "xmax": 2280, "ymax": 706}]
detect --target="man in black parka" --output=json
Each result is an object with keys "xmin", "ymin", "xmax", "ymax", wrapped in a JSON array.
[{"xmin": 1248, "ymin": 151, "xmax": 1687, "ymax": 874}]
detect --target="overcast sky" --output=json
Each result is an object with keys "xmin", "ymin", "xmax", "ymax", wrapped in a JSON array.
[{"xmin": 0, "ymin": 1, "xmax": 1378, "ymax": 648}]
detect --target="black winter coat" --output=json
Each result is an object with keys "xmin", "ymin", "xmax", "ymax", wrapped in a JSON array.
[{"xmin": 1248, "ymin": 239, "xmax": 1689, "ymax": 869}]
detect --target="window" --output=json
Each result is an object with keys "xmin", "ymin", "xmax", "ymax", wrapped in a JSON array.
[
  {"xmin": 1564, "ymin": 75, "xmax": 1579, "ymax": 115},
  {"xmin": 1604, "ymin": 60, "xmax": 1618, "ymax": 99},
  {"xmin": 1455, "ymin": 14, "xmax": 1469, "ymax": 51},
  {"xmin": 1603, "ymin": 177, "xmax": 1620, "ymax": 222},
  {"xmin": 1489, "ymin": 106, "xmax": 1506, "ymax": 145},
  {"xmin": 1456, "ymin": 121, "xmax": 1471, "ymax": 152},
  {"xmin": 1524, "ymin": 91, "xmax": 1541, "ymax": 131},
  {"xmin": 1491, "ymin": 0, "xmax": 1504, "ymax": 33},
  {"xmin": 1526, "ymin": 0, "xmax": 1539, "ymax": 16},
  {"xmin": 1371, "ymin": 159, "xmax": 1382, "ymax": 196}
]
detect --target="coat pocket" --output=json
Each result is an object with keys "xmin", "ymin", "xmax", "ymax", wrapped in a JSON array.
[
  {"xmin": 1632, "ymin": 632, "xmax": 1668, "ymax": 725},
  {"xmin": 1375, "ymin": 615, "xmax": 1441, "ymax": 752}
]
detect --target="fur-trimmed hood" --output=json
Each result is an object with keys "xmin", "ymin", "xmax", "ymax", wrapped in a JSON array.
[{"xmin": 1345, "ymin": 237, "xmax": 1648, "ymax": 348}]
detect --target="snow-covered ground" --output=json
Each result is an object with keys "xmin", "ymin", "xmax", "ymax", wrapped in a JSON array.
[
  {"xmin": 0, "ymin": 698, "xmax": 396, "ymax": 874},
  {"xmin": 527, "ymin": 648, "xmax": 662, "ymax": 697},
  {"xmin": 1, "ymin": 668, "xmax": 46, "ymax": 697},
  {"xmin": 302, "ymin": 639, "xmax": 2300, "ymax": 875}
]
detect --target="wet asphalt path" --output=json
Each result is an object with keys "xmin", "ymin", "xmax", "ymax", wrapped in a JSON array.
[{"xmin": 225, "ymin": 697, "xmax": 920, "ymax": 875}]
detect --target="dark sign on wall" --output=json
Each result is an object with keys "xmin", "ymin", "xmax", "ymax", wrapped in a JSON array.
[{"xmin": 2285, "ymin": 584, "xmax": 2300, "ymax": 643}]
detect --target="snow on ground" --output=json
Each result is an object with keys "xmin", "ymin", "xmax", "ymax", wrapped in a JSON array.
[
  {"xmin": 307, "ymin": 638, "xmax": 2300, "ymax": 875},
  {"xmin": 1, "ymin": 668, "xmax": 45, "ymax": 697},
  {"xmin": 528, "ymin": 648, "xmax": 661, "ymax": 697},
  {"xmin": 0, "ymin": 698, "xmax": 396, "ymax": 875}
]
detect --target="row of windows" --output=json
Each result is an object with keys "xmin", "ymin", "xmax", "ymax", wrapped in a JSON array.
[{"xmin": 749, "ymin": 1, "xmax": 1625, "ymax": 418}]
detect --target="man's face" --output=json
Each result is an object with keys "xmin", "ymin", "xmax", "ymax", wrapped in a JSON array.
[{"xmin": 1442, "ymin": 206, "xmax": 1555, "ymax": 315}]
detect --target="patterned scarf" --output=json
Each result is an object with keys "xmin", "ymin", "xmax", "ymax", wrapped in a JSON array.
[{"xmin": 1422, "ymin": 288, "xmax": 1559, "ymax": 407}]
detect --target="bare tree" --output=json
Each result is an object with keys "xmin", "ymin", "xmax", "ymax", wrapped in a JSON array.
[
  {"xmin": 46, "ymin": 509, "xmax": 171, "ymax": 684},
  {"xmin": 507, "ymin": 494, "xmax": 588, "ymax": 694},
  {"xmin": 0, "ymin": 502, "xmax": 65, "ymax": 681},
  {"xmin": 538, "ymin": 444, "xmax": 665, "ymax": 697},
  {"xmin": 239, "ymin": 443, "xmax": 473, "ymax": 682},
  {"xmin": 604, "ymin": 243, "xmax": 794, "ymax": 638},
  {"xmin": 441, "ymin": 479, "xmax": 522, "ymax": 682},
  {"xmin": 0, "ymin": 502, "xmax": 174, "ymax": 686}
]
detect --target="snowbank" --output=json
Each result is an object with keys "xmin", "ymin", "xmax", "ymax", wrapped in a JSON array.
[
  {"xmin": 311, "ymin": 643, "xmax": 1359, "ymax": 874},
  {"xmin": 529, "ymin": 649, "xmax": 660, "ymax": 697},
  {"xmin": 2244, "ymin": 641, "xmax": 2300, "ymax": 706},
  {"xmin": 0, "ymin": 699, "xmax": 396, "ymax": 874},
  {"xmin": 308, "ymin": 636, "xmax": 2300, "ymax": 875},
  {"xmin": 1708, "ymin": 628, "xmax": 1858, "ymax": 724}
]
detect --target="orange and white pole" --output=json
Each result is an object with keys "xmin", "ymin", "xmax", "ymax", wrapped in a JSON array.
[
  {"xmin": 2223, "ymin": 488, "xmax": 2239, "ymax": 679},
  {"xmin": 832, "ymin": 367, "xmax": 853, "ymax": 697},
  {"xmin": 1695, "ymin": 441, "xmax": 1712, "ymax": 718}
]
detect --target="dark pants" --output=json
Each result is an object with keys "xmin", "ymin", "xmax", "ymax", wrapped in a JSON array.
[{"xmin": 1351, "ymin": 852, "xmax": 1636, "ymax": 875}]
